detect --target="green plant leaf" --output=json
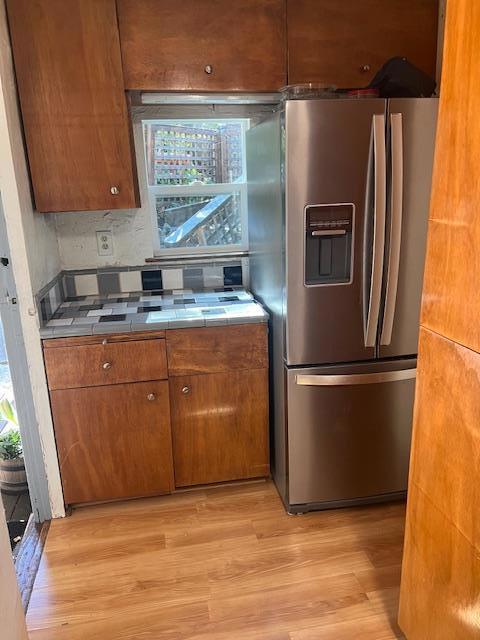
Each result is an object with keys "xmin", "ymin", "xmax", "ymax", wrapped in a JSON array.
[{"xmin": 0, "ymin": 397, "xmax": 18, "ymax": 426}]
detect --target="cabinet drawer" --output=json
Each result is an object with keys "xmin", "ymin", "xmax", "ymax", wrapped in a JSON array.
[
  {"xmin": 44, "ymin": 338, "xmax": 167, "ymax": 390},
  {"xmin": 166, "ymin": 324, "xmax": 268, "ymax": 376},
  {"xmin": 51, "ymin": 380, "xmax": 173, "ymax": 504}
]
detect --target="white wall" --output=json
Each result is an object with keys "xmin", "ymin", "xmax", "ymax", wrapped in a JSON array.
[
  {"xmin": 0, "ymin": 0, "xmax": 64, "ymax": 518},
  {"xmin": 55, "ymin": 124, "xmax": 155, "ymax": 270},
  {"xmin": 0, "ymin": 514, "xmax": 28, "ymax": 640}
]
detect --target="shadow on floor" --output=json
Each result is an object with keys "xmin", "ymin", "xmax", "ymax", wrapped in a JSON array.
[{"xmin": 1, "ymin": 489, "xmax": 31, "ymax": 550}]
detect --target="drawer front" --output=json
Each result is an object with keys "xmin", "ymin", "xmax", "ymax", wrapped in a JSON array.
[
  {"xmin": 167, "ymin": 324, "xmax": 268, "ymax": 376},
  {"xmin": 44, "ymin": 338, "xmax": 167, "ymax": 390},
  {"xmin": 51, "ymin": 380, "xmax": 174, "ymax": 504}
]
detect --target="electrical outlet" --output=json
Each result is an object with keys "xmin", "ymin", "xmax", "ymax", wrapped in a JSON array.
[{"xmin": 96, "ymin": 230, "xmax": 113, "ymax": 256}]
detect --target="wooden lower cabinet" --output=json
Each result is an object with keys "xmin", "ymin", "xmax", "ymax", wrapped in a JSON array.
[
  {"xmin": 170, "ymin": 369, "xmax": 269, "ymax": 487},
  {"xmin": 51, "ymin": 380, "xmax": 174, "ymax": 504}
]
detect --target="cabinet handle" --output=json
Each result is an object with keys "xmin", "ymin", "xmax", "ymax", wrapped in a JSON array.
[
  {"xmin": 204, "ymin": 65, "xmax": 213, "ymax": 75},
  {"xmin": 110, "ymin": 186, "xmax": 120, "ymax": 195},
  {"xmin": 102, "ymin": 362, "xmax": 112, "ymax": 370},
  {"xmin": 182, "ymin": 386, "xmax": 190, "ymax": 395},
  {"xmin": 147, "ymin": 393, "xmax": 156, "ymax": 401},
  {"xmin": 360, "ymin": 64, "xmax": 371, "ymax": 73}
]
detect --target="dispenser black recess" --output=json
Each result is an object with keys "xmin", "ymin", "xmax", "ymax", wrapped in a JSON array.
[{"xmin": 304, "ymin": 203, "xmax": 354, "ymax": 286}]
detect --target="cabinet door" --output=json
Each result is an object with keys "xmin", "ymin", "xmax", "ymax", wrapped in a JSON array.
[
  {"xmin": 6, "ymin": 0, "xmax": 139, "ymax": 212},
  {"xmin": 170, "ymin": 370, "xmax": 269, "ymax": 487},
  {"xmin": 287, "ymin": 0, "xmax": 438, "ymax": 88},
  {"xmin": 117, "ymin": 0, "xmax": 286, "ymax": 91},
  {"xmin": 51, "ymin": 381, "xmax": 173, "ymax": 504}
]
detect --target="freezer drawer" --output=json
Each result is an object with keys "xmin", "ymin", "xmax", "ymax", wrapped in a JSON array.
[{"xmin": 286, "ymin": 359, "xmax": 416, "ymax": 510}]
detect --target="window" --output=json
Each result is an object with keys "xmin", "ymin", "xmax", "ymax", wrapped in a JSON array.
[{"xmin": 142, "ymin": 119, "xmax": 249, "ymax": 256}]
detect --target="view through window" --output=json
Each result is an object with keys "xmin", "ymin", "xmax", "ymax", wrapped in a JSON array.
[{"xmin": 143, "ymin": 119, "xmax": 249, "ymax": 254}]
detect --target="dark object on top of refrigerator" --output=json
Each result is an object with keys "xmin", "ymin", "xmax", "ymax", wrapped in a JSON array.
[
  {"xmin": 367, "ymin": 56, "xmax": 436, "ymax": 98},
  {"xmin": 247, "ymin": 97, "xmax": 438, "ymax": 514}
]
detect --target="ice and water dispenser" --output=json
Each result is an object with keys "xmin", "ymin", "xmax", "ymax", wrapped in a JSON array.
[{"xmin": 304, "ymin": 203, "xmax": 354, "ymax": 286}]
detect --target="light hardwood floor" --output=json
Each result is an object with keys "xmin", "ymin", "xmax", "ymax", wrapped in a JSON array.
[{"xmin": 26, "ymin": 481, "xmax": 405, "ymax": 639}]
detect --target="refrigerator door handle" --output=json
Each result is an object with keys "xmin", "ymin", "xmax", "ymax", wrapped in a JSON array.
[
  {"xmin": 296, "ymin": 369, "xmax": 416, "ymax": 386},
  {"xmin": 364, "ymin": 114, "xmax": 387, "ymax": 348},
  {"xmin": 381, "ymin": 113, "xmax": 404, "ymax": 345}
]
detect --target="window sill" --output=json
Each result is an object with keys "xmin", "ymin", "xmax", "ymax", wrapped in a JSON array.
[{"xmin": 146, "ymin": 251, "xmax": 248, "ymax": 264}]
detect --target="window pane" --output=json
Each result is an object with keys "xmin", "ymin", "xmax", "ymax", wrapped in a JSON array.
[
  {"xmin": 143, "ymin": 120, "xmax": 246, "ymax": 186},
  {"xmin": 155, "ymin": 193, "xmax": 243, "ymax": 249}
]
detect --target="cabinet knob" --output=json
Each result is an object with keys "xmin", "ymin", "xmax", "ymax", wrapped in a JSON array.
[
  {"xmin": 110, "ymin": 186, "xmax": 120, "ymax": 195},
  {"xmin": 182, "ymin": 386, "xmax": 190, "ymax": 395},
  {"xmin": 360, "ymin": 64, "xmax": 371, "ymax": 73},
  {"xmin": 147, "ymin": 393, "xmax": 156, "ymax": 401},
  {"xmin": 102, "ymin": 339, "xmax": 108, "ymax": 346},
  {"xmin": 204, "ymin": 65, "xmax": 213, "ymax": 75},
  {"xmin": 102, "ymin": 362, "xmax": 112, "ymax": 370}
]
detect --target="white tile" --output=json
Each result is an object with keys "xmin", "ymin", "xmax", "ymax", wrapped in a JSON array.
[
  {"xmin": 48, "ymin": 285, "xmax": 61, "ymax": 313},
  {"xmin": 47, "ymin": 318, "xmax": 74, "ymax": 326},
  {"xmin": 74, "ymin": 274, "xmax": 98, "ymax": 296},
  {"xmin": 161, "ymin": 268, "xmax": 184, "ymax": 290},
  {"xmin": 87, "ymin": 308, "xmax": 113, "ymax": 317},
  {"xmin": 203, "ymin": 266, "xmax": 224, "ymax": 288},
  {"xmin": 119, "ymin": 271, "xmax": 142, "ymax": 293}
]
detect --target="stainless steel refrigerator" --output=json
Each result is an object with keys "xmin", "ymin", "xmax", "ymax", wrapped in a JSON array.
[{"xmin": 247, "ymin": 97, "xmax": 438, "ymax": 513}]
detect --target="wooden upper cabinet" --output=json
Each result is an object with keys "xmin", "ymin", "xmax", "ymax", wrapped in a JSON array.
[
  {"xmin": 287, "ymin": 0, "xmax": 438, "ymax": 88},
  {"xmin": 6, "ymin": 0, "xmax": 139, "ymax": 213},
  {"xmin": 117, "ymin": 0, "xmax": 286, "ymax": 91}
]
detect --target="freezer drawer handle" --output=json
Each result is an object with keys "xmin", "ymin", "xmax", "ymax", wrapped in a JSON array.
[
  {"xmin": 295, "ymin": 369, "xmax": 416, "ymax": 386},
  {"xmin": 381, "ymin": 113, "xmax": 404, "ymax": 345}
]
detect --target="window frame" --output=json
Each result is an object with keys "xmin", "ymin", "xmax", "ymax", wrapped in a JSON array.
[{"xmin": 141, "ymin": 118, "xmax": 250, "ymax": 258}]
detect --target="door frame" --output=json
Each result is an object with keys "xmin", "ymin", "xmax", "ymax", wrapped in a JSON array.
[{"xmin": 0, "ymin": 198, "xmax": 51, "ymax": 522}]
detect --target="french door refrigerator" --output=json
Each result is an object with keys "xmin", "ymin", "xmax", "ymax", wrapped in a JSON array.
[{"xmin": 247, "ymin": 97, "xmax": 438, "ymax": 513}]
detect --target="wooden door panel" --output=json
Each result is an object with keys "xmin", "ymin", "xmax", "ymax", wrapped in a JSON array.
[
  {"xmin": 44, "ymin": 339, "xmax": 167, "ymax": 390},
  {"xmin": 287, "ymin": 0, "xmax": 438, "ymax": 87},
  {"xmin": 166, "ymin": 324, "xmax": 268, "ymax": 376},
  {"xmin": 6, "ymin": 0, "xmax": 139, "ymax": 212},
  {"xmin": 400, "ymin": 481, "xmax": 480, "ymax": 640},
  {"xmin": 399, "ymin": 3, "xmax": 480, "ymax": 638},
  {"xmin": 170, "ymin": 370, "xmax": 269, "ymax": 487},
  {"xmin": 51, "ymin": 381, "xmax": 174, "ymax": 504},
  {"xmin": 408, "ymin": 328, "xmax": 480, "ymax": 546},
  {"xmin": 421, "ymin": 1, "xmax": 480, "ymax": 353},
  {"xmin": 117, "ymin": 0, "xmax": 286, "ymax": 91}
]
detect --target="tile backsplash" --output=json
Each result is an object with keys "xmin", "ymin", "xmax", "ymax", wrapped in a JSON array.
[{"xmin": 36, "ymin": 259, "xmax": 247, "ymax": 326}]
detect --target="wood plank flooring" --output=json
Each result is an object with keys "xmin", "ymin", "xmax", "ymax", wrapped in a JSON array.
[{"xmin": 26, "ymin": 481, "xmax": 405, "ymax": 639}]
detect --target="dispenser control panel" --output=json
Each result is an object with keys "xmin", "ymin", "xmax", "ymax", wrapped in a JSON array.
[{"xmin": 304, "ymin": 203, "xmax": 354, "ymax": 286}]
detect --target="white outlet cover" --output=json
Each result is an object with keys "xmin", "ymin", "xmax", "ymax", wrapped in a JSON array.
[{"xmin": 96, "ymin": 230, "xmax": 113, "ymax": 256}]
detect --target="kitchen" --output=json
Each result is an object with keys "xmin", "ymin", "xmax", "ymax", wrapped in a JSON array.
[{"xmin": 0, "ymin": 1, "xmax": 477, "ymax": 639}]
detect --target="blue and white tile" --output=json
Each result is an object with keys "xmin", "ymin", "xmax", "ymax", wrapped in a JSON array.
[{"xmin": 87, "ymin": 308, "xmax": 113, "ymax": 317}]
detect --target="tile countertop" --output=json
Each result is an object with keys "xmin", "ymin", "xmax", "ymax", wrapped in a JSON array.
[{"xmin": 39, "ymin": 288, "xmax": 269, "ymax": 339}]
